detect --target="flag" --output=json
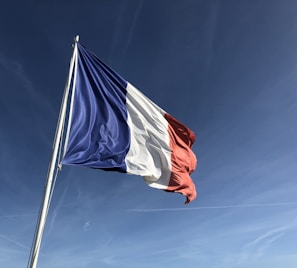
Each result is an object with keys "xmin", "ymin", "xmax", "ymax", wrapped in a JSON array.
[{"xmin": 62, "ymin": 43, "xmax": 197, "ymax": 204}]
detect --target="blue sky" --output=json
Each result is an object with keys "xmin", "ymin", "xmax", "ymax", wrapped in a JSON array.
[{"xmin": 1, "ymin": 1, "xmax": 297, "ymax": 267}]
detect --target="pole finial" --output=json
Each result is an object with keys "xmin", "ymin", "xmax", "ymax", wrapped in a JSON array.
[{"xmin": 74, "ymin": 35, "xmax": 80, "ymax": 43}]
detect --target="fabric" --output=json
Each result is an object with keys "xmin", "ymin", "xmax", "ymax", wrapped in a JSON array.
[{"xmin": 62, "ymin": 43, "xmax": 197, "ymax": 204}]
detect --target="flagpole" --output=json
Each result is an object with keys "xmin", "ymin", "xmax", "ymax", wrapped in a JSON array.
[{"xmin": 27, "ymin": 35, "xmax": 79, "ymax": 268}]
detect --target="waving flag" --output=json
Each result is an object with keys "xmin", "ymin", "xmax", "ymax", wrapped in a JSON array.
[{"xmin": 62, "ymin": 43, "xmax": 197, "ymax": 204}]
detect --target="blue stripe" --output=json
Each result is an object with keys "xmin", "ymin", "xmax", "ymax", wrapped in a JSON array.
[{"xmin": 62, "ymin": 43, "xmax": 130, "ymax": 172}]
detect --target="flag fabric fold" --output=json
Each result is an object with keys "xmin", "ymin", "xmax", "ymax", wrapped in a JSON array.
[{"xmin": 62, "ymin": 43, "xmax": 197, "ymax": 204}]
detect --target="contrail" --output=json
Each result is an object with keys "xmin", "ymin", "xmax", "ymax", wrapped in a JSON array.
[
  {"xmin": 128, "ymin": 202, "xmax": 297, "ymax": 212},
  {"xmin": 0, "ymin": 213, "xmax": 37, "ymax": 219}
]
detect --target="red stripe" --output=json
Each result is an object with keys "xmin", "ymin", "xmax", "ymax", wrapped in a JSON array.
[{"xmin": 164, "ymin": 113, "xmax": 197, "ymax": 204}]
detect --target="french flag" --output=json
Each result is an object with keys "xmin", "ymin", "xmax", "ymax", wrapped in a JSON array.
[{"xmin": 62, "ymin": 43, "xmax": 197, "ymax": 204}]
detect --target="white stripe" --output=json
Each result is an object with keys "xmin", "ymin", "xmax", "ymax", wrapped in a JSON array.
[{"xmin": 125, "ymin": 83, "xmax": 171, "ymax": 189}]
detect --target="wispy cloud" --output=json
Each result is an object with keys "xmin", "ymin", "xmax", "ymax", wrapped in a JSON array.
[
  {"xmin": 237, "ymin": 217, "xmax": 297, "ymax": 265},
  {"xmin": 245, "ymin": 225, "xmax": 288, "ymax": 248},
  {"xmin": 0, "ymin": 53, "xmax": 55, "ymax": 116},
  {"xmin": 83, "ymin": 221, "xmax": 90, "ymax": 232},
  {"xmin": 0, "ymin": 53, "xmax": 56, "ymax": 148},
  {"xmin": 120, "ymin": 0, "xmax": 144, "ymax": 64},
  {"xmin": 47, "ymin": 172, "xmax": 70, "ymax": 236},
  {"xmin": 203, "ymin": 0, "xmax": 220, "ymax": 72},
  {"xmin": 0, "ymin": 234, "xmax": 29, "ymax": 250}
]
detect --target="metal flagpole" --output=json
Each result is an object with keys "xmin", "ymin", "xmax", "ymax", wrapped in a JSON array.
[
  {"xmin": 63, "ymin": 36, "xmax": 79, "ymax": 158},
  {"xmin": 27, "ymin": 35, "xmax": 79, "ymax": 268}
]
